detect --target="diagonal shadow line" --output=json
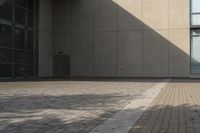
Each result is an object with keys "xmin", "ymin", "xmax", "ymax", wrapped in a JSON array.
[
  {"xmin": 0, "ymin": 0, "xmax": 196, "ymax": 133},
  {"xmin": 65, "ymin": 0, "xmax": 191, "ymax": 78},
  {"xmin": 112, "ymin": 0, "xmax": 189, "ymax": 77}
]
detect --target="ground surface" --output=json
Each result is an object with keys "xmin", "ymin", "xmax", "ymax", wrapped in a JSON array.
[
  {"xmin": 1, "ymin": 79, "xmax": 200, "ymax": 133},
  {"xmin": 0, "ymin": 79, "xmax": 159, "ymax": 133},
  {"xmin": 129, "ymin": 79, "xmax": 200, "ymax": 133}
]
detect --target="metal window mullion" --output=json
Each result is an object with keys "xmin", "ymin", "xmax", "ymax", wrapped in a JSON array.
[
  {"xmin": 34, "ymin": 0, "xmax": 39, "ymax": 78},
  {"xmin": 191, "ymin": 26, "xmax": 200, "ymax": 28},
  {"xmin": 33, "ymin": 0, "xmax": 36, "ymax": 78},
  {"xmin": 24, "ymin": 0, "xmax": 28, "ymax": 78},
  {"xmin": 191, "ymin": 12, "xmax": 200, "ymax": 15},
  {"xmin": 11, "ymin": 1, "xmax": 15, "ymax": 79}
]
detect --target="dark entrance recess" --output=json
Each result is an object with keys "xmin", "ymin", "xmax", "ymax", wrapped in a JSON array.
[{"xmin": 53, "ymin": 55, "xmax": 70, "ymax": 78}]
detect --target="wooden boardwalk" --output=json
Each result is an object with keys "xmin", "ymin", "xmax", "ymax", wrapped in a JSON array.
[{"xmin": 129, "ymin": 80, "xmax": 200, "ymax": 133}]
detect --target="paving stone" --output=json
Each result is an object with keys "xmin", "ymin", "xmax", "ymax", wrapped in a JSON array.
[
  {"xmin": 129, "ymin": 79, "xmax": 200, "ymax": 133},
  {"xmin": 0, "ymin": 79, "xmax": 160, "ymax": 133}
]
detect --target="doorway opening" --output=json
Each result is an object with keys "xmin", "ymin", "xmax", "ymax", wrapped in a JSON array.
[{"xmin": 53, "ymin": 55, "xmax": 70, "ymax": 78}]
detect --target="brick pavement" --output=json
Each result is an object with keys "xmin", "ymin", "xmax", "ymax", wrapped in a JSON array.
[
  {"xmin": 0, "ymin": 79, "xmax": 160, "ymax": 133},
  {"xmin": 129, "ymin": 79, "xmax": 200, "ymax": 133}
]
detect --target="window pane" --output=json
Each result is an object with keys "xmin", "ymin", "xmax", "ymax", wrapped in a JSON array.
[
  {"xmin": 0, "ymin": 2, "xmax": 12, "ymax": 21},
  {"xmin": 28, "ymin": 12, "xmax": 34, "ymax": 28},
  {"xmin": 28, "ymin": 30, "xmax": 34, "ymax": 50},
  {"xmin": 15, "ymin": 0, "xmax": 25, "ymax": 7},
  {"xmin": 192, "ymin": 29, "xmax": 200, "ymax": 36},
  {"xmin": 192, "ymin": 0, "xmax": 200, "ymax": 13},
  {"xmin": 191, "ymin": 14, "xmax": 200, "ymax": 26},
  {"xmin": 14, "ymin": 64, "xmax": 26, "ymax": 77},
  {"xmin": 0, "ymin": 64, "xmax": 12, "ymax": 77},
  {"xmin": 15, "ymin": 6, "xmax": 25, "ymax": 25},
  {"xmin": 27, "ymin": 52, "xmax": 33, "ymax": 64},
  {"xmin": 0, "ymin": 49, "xmax": 13, "ymax": 63},
  {"xmin": 0, "ymin": 24, "xmax": 12, "ymax": 48},
  {"xmin": 15, "ymin": 51, "xmax": 27, "ymax": 63},
  {"xmin": 27, "ymin": 0, "xmax": 34, "ymax": 10},
  {"xmin": 27, "ymin": 65, "xmax": 34, "ymax": 77},
  {"xmin": 191, "ymin": 34, "xmax": 200, "ymax": 74},
  {"xmin": 35, "ymin": 0, "xmax": 39, "ymax": 11},
  {"xmin": 15, "ymin": 27, "xmax": 25, "ymax": 49}
]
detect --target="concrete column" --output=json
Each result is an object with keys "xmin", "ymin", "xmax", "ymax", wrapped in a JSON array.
[{"xmin": 39, "ymin": 0, "xmax": 53, "ymax": 77}]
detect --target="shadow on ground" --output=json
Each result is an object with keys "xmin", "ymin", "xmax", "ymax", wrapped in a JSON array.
[
  {"xmin": 0, "ymin": 93, "xmax": 138, "ymax": 133},
  {"xmin": 0, "ymin": 94, "xmax": 137, "ymax": 112},
  {"xmin": 1, "ymin": 82, "xmax": 200, "ymax": 133}
]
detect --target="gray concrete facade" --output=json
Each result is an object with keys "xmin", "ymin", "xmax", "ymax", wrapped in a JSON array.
[
  {"xmin": 39, "ymin": 0, "xmax": 53, "ymax": 77},
  {"xmin": 39, "ymin": 0, "xmax": 190, "ymax": 78}
]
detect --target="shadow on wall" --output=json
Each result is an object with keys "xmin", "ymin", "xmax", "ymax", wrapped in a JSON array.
[{"xmin": 53, "ymin": 0, "xmax": 190, "ymax": 77}]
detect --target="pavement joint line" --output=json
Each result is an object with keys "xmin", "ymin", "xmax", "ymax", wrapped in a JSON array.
[{"xmin": 89, "ymin": 79, "xmax": 170, "ymax": 133}]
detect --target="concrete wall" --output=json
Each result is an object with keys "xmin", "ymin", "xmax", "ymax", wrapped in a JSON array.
[
  {"xmin": 39, "ymin": 0, "xmax": 53, "ymax": 77},
  {"xmin": 52, "ymin": 0, "xmax": 190, "ymax": 77}
]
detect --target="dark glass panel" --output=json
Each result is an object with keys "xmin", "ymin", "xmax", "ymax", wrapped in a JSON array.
[
  {"xmin": 0, "ymin": 64, "xmax": 12, "ymax": 77},
  {"xmin": 27, "ymin": 65, "xmax": 34, "ymax": 76},
  {"xmin": 0, "ymin": 0, "xmax": 38, "ymax": 79},
  {"xmin": 15, "ymin": 6, "xmax": 25, "ymax": 25},
  {"xmin": 15, "ymin": 51, "xmax": 27, "ymax": 63},
  {"xmin": 35, "ymin": 0, "xmax": 39, "ymax": 11},
  {"xmin": 0, "ymin": 2, "xmax": 12, "ymax": 21},
  {"xmin": 192, "ymin": 29, "xmax": 200, "ymax": 36},
  {"xmin": 35, "ymin": 13, "xmax": 39, "ymax": 29},
  {"xmin": 34, "ymin": 64, "xmax": 38, "ymax": 77},
  {"xmin": 15, "ymin": 0, "xmax": 25, "ymax": 7},
  {"xmin": 15, "ymin": 27, "xmax": 25, "ymax": 49},
  {"xmin": 14, "ymin": 64, "xmax": 26, "ymax": 77},
  {"xmin": 28, "ymin": 12, "xmax": 33, "ymax": 28},
  {"xmin": 0, "ymin": 24, "xmax": 12, "ymax": 48},
  {"xmin": 0, "ymin": 48, "xmax": 13, "ymax": 63},
  {"xmin": 27, "ymin": 30, "xmax": 33, "ymax": 50},
  {"xmin": 27, "ymin": 52, "xmax": 33, "ymax": 64},
  {"xmin": 27, "ymin": 0, "xmax": 34, "ymax": 10}
]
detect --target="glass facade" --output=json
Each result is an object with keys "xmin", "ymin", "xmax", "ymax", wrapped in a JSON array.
[
  {"xmin": 191, "ymin": 0, "xmax": 200, "ymax": 74},
  {"xmin": 0, "ymin": 0, "xmax": 38, "ymax": 79},
  {"xmin": 191, "ymin": 0, "xmax": 200, "ymax": 26}
]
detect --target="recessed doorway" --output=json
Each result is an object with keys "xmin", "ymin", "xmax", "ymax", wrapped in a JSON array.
[{"xmin": 53, "ymin": 55, "xmax": 70, "ymax": 78}]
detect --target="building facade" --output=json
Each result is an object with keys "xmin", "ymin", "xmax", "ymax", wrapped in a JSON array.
[{"xmin": 0, "ymin": 0, "xmax": 199, "ymax": 79}]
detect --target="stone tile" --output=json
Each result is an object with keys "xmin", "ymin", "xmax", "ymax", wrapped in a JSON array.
[{"xmin": 0, "ymin": 79, "xmax": 159, "ymax": 133}]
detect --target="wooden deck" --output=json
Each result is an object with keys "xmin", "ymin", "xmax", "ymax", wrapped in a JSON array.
[{"xmin": 129, "ymin": 80, "xmax": 200, "ymax": 133}]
